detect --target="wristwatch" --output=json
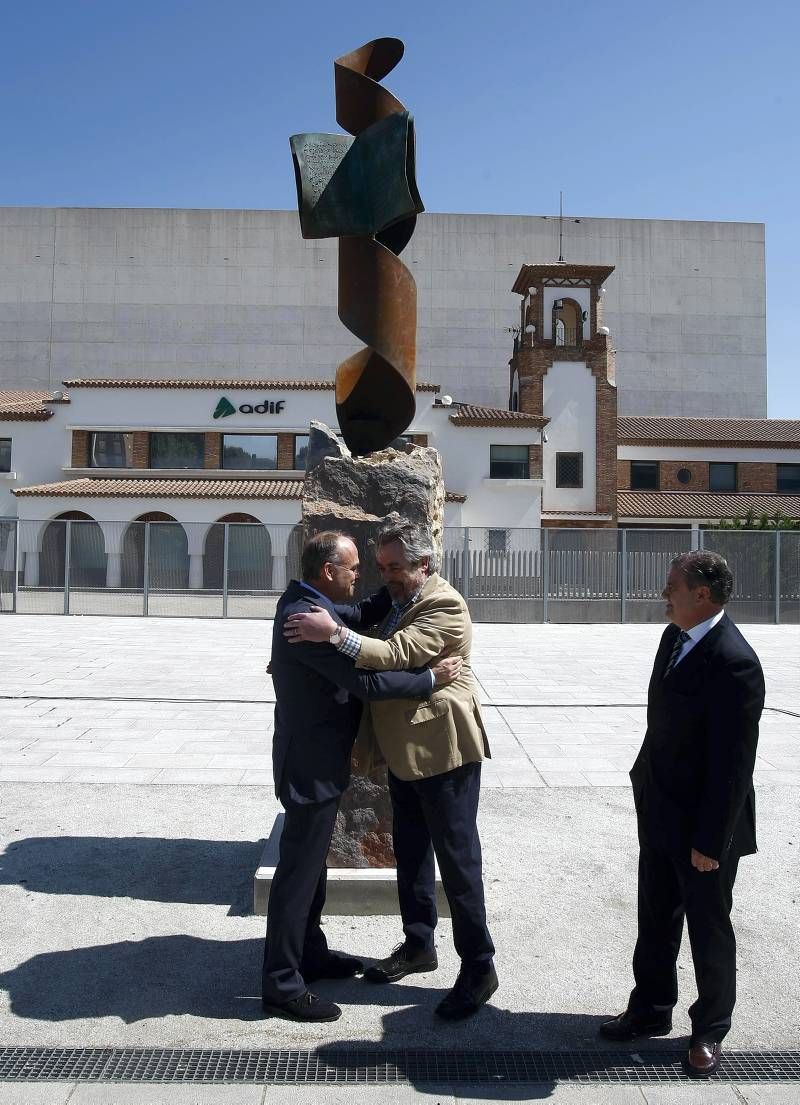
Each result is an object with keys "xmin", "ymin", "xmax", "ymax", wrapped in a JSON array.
[{"xmin": 328, "ymin": 625, "xmax": 344, "ymax": 646}]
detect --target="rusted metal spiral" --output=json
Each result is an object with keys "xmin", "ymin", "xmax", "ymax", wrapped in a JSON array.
[{"xmin": 290, "ymin": 38, "xmax": 424, "ymax": 455}]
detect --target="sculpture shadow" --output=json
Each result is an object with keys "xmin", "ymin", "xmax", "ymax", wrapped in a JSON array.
[{"xmin": 0, "ymin": 836, "xmax": 263, "ymax": 915}]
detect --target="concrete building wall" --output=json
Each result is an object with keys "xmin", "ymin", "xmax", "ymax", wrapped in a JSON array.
[{"xmin": 0, "ymin": 206, "xmax": 766, "ymax": 417}]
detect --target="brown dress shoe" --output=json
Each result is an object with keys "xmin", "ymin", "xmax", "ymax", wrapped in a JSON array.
[{"xmin": 685, "ymin": 1041, "xmax": 722, "ymax": 1078}]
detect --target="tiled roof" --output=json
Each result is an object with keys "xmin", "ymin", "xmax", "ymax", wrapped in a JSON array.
[
  {"xmin": 618, "ymin": 416, "xmax": 800, "ymax": 448},
  {"xmin": 0, "ymin": 391, "xmax": 58, "ymax": 421},
  {"xmin": 13, "ymin": 476, "xmax": 467, "ymax": 503},
  {"xmin": 618, "ymin": 491, "xmax": 800, "ymax": 520},
  {"xmin": 512, "ymin": 262, "xmax": 615, "ymax": 294},
  {"xmin": 448, "ymin": 405, "xmax": 548, "ymax": 428},
  {"xmin": 61, "ymin": 377, "xmax": 440, "ymax": 393}
]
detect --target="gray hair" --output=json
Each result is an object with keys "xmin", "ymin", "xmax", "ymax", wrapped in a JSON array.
[
  {"xmin": 376, "ymin": 520, "xmax": 440, "ymax": 574},
  {"xmin": 670, "ymin": 550, "xmax": 733, "ymax": 605}
]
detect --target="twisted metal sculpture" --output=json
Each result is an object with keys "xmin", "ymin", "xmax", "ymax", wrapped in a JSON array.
[{"xmin": 290, "ymin": 38, "xmax": 424, "ymax": 455}]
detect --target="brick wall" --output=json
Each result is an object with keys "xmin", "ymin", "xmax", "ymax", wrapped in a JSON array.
[
  {"xmin": 132, "ymin": 432, "xmax": 149, "ymax": 469},
  {"xmin": 660, "ymin": 461, "xmax": 709, "ymax": 492},
  {"xmin": 71, "ymin": 430, "xmax": 89, "ymax": 467},
  {"xmin": 204, "ymin": 433, "xmax": 221, "ymax": 469},
  {"xmin": 277, "ymin": 433, "xmax": 296, "ymax": 470},
  {"xmin": 738, "ymin": 462, "xmax": 777, "ymax": 492}
]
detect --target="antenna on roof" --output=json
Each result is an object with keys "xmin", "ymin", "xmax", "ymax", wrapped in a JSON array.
[{"xmin": 558, "ymin": 190, "xmax": 565, "ymax": 263}]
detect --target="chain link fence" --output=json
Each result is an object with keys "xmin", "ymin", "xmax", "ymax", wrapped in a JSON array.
[{"xmin": 1, "ymin": 518, "xmax": 798, "ymax": 623}]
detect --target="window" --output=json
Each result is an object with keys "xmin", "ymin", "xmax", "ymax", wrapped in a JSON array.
[
  {"xmin": 0, "ymin": 438, "xmax": 10, "ymax": 473},
  {"xmin": 630, "ymin": 461, "xmax": 659, "ymax": 490},
  {"xmin": 150, "ymin": 432, "xmax": 205, "ymax": 470},
  {"xmin": 90, "ymin": 431, "xmax": 134, "ymax": 468},
  {"xmin": 556, "ymin": 452, "xmax": 583, "ymax": 488},
  {"xmin": 489, "ymin": 445, "xmax": 529, "ymax": 479},
  {"xmin": 486, "ymin": 529, "xmax": 509, "ymax": 554},
  {"xmin": 676, "ymin": 467, "xmax": 692, "ymax": 485},
  {"xmin": 709, "ymin": 462, "xmax": 737, "ymax": 492},
  {"xmin": 777, "ymin": 464, "xmax": 800, "ymax": 492},
  {"xmin": 293, "ymin": 434, "xmax": 309, "ymax": 470},
  {"xmin": 221, "ymin": 434, "xmax": 278, "ymax": 471}
]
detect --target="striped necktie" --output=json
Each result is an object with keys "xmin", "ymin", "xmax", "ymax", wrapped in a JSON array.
[{"xmin": 663, "ymin": 630, "xmax": 691, "ymax": 678}]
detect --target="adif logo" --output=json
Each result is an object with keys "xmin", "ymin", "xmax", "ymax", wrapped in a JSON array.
[{"xmin": 213, "ymin": 395, "xmax": 287, "ymax": 417}]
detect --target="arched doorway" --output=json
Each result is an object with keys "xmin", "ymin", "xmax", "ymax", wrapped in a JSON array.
[
  {"xmin": 203, "ymin": 514, "xmax": 272, "ymax": 591},
  {"xmin": 552, "ymin": 297, "xmax": 583, "ymax": 347},
  {"xmin": 122, "ymin": 512, "xmax": 189, "ymax": 590},
  {"xmin": 286, "ymin": 523, "xmax": 304, "ymax": 582},
  {"xmin": 40, "ymin": 511, "xmax": 106, "ymax": 588}
]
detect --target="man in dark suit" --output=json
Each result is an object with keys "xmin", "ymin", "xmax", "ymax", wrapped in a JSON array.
[
  {"xmin": 262, "ymin": 529, "xmax": 460, "ymax": 1023},
  {"xmin": 600, "ymin": 550, "xmax": 765, "ymax": 1078}
]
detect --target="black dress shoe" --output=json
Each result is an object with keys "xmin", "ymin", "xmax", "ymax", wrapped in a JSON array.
[
  {"xmin": 364, "ymin": 942, "xmax": 438, "ymax": 983},
  {"xmin": 685, "ymin": 1041, "xmax": 722, "ymax": 1078},
  {"xmin": 262, "ymin": 990, "xmax": 342, "ymax": 1022},
  {"xmin": 302, "ymin": 952, "xmax": 364, "ymax": 982},
  {"xmin": 435, "ymin": 965, "xmax": 499, "ymax": 1021},
  {"xmin": 598, "ymin": 1008, "xmax": 672, "ymax": 1041}
]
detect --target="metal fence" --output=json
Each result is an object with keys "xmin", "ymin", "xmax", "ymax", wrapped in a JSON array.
[{"xmin": 1, "ymin": 518, "xmax": 798, "ymax": 623}]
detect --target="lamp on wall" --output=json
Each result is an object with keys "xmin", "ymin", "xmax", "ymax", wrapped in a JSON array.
[{"xmin": 525, "ymin": 324, "xmax": 535, "ymax": 334}]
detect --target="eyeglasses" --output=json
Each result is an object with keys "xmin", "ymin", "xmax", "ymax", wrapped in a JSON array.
[{"xmin": 332, "ymin": 562, "xmax": 360, "ymax": 576}]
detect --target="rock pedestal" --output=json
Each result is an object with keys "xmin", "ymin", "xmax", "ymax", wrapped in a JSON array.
[{"xmin": 302, "ymin": 421, "xmax": 444, "ymax": 867}]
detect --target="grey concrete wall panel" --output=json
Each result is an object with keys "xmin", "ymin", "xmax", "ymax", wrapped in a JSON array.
[{"xmin": 0, "ymin": 206, "xmax": 766, "ymax": 416}]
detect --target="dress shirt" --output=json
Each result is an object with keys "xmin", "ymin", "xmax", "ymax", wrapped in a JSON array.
[
  {"xmin": 672, "ymin": 609, "xmax": 725, "ymax": 668},
  {"xmin": 335, "ymin": 589, "xmax": 436, "ymax": 689}
]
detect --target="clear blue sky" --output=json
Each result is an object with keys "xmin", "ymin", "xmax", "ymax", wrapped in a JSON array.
[{"xmin": 2, "ymin": 0, "xmax": 798, "ymax": 415}]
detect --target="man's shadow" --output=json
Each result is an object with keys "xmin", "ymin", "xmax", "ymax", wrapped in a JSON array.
[
  {"xmin": 0, "ymin": 936, "xmax": 264, "ymax": 1024},
  {"xmin": 0, "ymin": 836, "xmax": 263, "ymax": 915}
]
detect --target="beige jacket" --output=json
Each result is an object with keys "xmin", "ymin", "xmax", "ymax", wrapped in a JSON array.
[{"xmin": 354, "ymin": 573, "xmax": 490, "ymax": 781}]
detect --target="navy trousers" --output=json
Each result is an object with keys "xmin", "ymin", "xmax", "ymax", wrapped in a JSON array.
[
  {"xmin": 261, "ymin": 796, "xmax": 339, "ymax": 1004},
  {"xmin": 630, "ymin": 843, "xmax": 741, "ymax": 1044},
  {"xmin": 388, "ymin": 761, "xmax": 495, "ymax": 971}
]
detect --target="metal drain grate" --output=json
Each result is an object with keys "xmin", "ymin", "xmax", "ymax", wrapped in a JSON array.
[{"xmin": 0, "ymin": 1047, "xmax": 799, "ymax": 1084}]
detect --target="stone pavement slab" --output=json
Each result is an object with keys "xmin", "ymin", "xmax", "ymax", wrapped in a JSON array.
[{"xmin": 0, "ymin": 617, "xmax": 798, "ymax": 787}]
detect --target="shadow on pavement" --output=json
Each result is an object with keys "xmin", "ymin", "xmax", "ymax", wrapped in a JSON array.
[
  {"xmin": 0, "ymin": 836, "xmax": 262, "ymax": 914},
  {"xmin": 0, "ymin": 936, "xmax": 264, "ymax": 1023}
]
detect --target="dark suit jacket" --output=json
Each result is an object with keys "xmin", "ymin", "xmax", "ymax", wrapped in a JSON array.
[
  {"xmin": 630, "ymin": 613, "xmax": 765, "ymax": 861},
  {"xmin": 270, "ymin": 580, "xmax": 432, "ymax": 805}
]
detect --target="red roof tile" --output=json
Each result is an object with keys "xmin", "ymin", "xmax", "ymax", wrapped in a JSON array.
[
  {"xmin": 448, "ymin": 405, "xmax": 548, "ymax": 428},
  {"xmin": 0, "ymin": 390, "xmax": 58, "ymax": 421},
  {"xmin": 618, "ymin": 490, "xmax": 800, "ymax": 520},
  {"xmin": 13, "ymin": 476, "xmax": 466, "ymax": 503},
  {"xmin": 618, "ymin": 416, "xmax": 800, "ymax": 448},
  {"xmin": 62, "ymin": 377, "xmax": 440, "ymax": 393}
]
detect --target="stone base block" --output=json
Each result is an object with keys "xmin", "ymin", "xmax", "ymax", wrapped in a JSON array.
[{"xmin": 253, "ymin": 814, "xmax": 449, "ymax": 917}]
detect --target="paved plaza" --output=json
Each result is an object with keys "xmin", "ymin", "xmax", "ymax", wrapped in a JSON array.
[{"xmin": 0, "ymin": 615, "xmax": 798, "ymax": 1103}]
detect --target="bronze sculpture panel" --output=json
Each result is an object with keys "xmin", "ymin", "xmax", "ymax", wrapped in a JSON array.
[{"xmin": 290, "ymin": 37, "xmax": 423, "ymax": 455}]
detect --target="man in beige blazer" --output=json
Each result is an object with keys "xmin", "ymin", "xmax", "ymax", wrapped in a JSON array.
[{"xmin": 284, "ymin": 520, "xmax": 497, "ymax": 1021}]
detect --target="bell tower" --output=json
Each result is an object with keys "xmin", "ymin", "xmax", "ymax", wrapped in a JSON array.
[{"xmin": 509, "ymin": 262, "xmax": 617, "ymax": 526}]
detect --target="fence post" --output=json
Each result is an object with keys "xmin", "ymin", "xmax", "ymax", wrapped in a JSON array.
[
  {"xmin": 63, "ymin": 520, "xmax": 72, "ymax": 615},
  {"xmin": 697, "ymin": 528, "xmax": 705, "ymax": 551},
  {"xmin": 222, "ymin": 523, "xmax": 230, "ymax": 619},
  {"xmin": 542, "ymin": 528, "xmax": 550, "ymax": 623},
  {"xmin": 143, "ymin": 523, "xmax": 150, "ymax": 616},
  {"xmin": 620, "ymin": 527, "xmax": 627, "ymax": 623},
  {"xmin": 11, "ymin": 518, "xmax": 20, "ymax": 613},
  {"xmin": 775, "ymin": 529, "xmax": 781, "ymax": 626},
  {"xmin": 461, "ymin": 528, "xmax": 470, "ymax": 601}
]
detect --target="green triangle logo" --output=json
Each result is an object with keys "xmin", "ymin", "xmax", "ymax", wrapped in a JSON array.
[{"xmin": 213, "ymin": 396, "xmax": 236, "ymax": 419}]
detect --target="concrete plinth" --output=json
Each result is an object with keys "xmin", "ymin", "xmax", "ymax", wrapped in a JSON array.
[{"xmin": 253, "ymin": 814, "xmax": 449, "ymax": 917}]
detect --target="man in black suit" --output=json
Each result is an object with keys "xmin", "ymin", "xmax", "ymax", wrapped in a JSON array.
[
  {"xmin": 262, "ymin": 530, "xmax": 460, "ymax": 1022},
  {"xmin": 600, "ymin": 550, "xmax": 764, "ymax": 1079}
]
